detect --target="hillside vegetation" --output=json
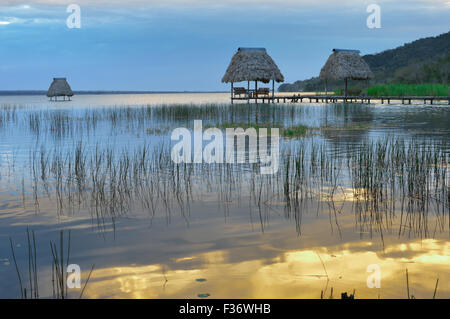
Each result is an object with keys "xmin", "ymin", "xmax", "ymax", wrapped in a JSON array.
[{"xmin": 279, "ymin": 31, "xmax": 450, "ymax": 92}]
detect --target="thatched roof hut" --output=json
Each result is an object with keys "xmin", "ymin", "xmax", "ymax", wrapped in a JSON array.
[
  {"xmin": 222, "ymin": 48, "xmax": 284, "ymax": 84},
  {"xmin": 320, "ymin": 49, "xmax": 374, "ymax": 81},
  {"xmin": 222, "ymin": 48, "xmax": 284, "ymax": 103},
  {"xmin": 47, "ymin": 78, "xmax": 74, "ymax": 101}
]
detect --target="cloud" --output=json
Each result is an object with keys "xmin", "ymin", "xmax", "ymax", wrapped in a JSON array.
[
  {"xmin": 0, "ymin": 0, "xmax": 448, "ymax": 16},
  {"xmin": 0, "ymin": 4, "xmax": 67, "ymax": 26},
  {"xmin": 1, "ymin": 0, "xmax": 447, "ymax": 7},
  {"xmin": 0, "ymin": 0, "xmax": 349, "ymax": 5},
  {"xmin": 0, "ymin": 17, "xmax": 26, "ymax": 25}
]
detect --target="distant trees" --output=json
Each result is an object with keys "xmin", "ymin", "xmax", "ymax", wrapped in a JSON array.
[{"xmin": 393, "ymin": 53, "xmax": 449, "ymax": 84}]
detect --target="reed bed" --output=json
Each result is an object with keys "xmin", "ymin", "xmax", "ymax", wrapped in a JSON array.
[
  {"xmin": 0, "ymin": 103, "xmax": 448, "ymax": 237},
  {"xmin": 0, "ymin": 103, "xmax": 315, "ymax": 139},
  {"xmin": 349, "ymin": 138, "xmax": 449, "ymax": 238},
  {"xmin": 367, "ymin": 83, "xmax": 449, "ymax": 97},
  {"xmin": 2, "ymin": 135, "xmax": 443, "ymax": 237}
]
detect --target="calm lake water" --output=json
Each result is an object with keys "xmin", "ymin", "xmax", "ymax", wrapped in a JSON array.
[{"xmin": 0, "ymin": 93, "xmax": 448, "ymax": 299}]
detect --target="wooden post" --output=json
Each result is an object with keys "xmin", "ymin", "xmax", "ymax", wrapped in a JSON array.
[
  {"xmin": 272, "ymin": 79, "xmax": 275, "ymax": 104},
  {"xmin": 247, "ymin": 81, "xmax": 250, "ymax": 104},
  {"xmin": 231, "ymin": 82, "xmax": 234, "ymax": 104},
  {"xmin": 255, "ymin": 81, "xmax": 258, "ymax": 103},
  {"xmin": 344, "ymin": 78, "xmax": 348, "ymax": 97}
]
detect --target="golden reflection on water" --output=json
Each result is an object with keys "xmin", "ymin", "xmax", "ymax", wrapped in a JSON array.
[{"xmin": 84, "ymin": 238, "xmax": 449, "ymax": 299}]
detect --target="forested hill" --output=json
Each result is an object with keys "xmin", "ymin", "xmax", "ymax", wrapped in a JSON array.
[{"xmin": 279, "ymin": 31, "xmax": 450, "ymax": 92}]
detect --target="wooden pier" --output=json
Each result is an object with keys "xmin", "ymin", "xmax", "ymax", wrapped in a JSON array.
[{"xmin": 231, "ymin": 95, "xmax": 450, "ymax": 105}]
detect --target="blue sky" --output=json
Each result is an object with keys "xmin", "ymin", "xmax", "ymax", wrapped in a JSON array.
[{"xmin": 0, "ymin": 0, "xmax": 449, "ymax": 91}]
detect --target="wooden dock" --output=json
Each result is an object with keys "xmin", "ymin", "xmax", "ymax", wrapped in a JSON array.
[{"xmin": 231, "ymin": 95, "xmax": 450, "ymax": 105}]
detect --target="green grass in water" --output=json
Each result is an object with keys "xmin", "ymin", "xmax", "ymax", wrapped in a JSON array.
[
  {"xmin": 282, "ymin": 125, "xmax": 308, "ymax": 137},
  {"xmin": 204, "ymin": 122, "xmax": 309, "ymax": 138}
]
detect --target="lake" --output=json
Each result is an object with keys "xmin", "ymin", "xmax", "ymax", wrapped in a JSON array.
[{"xmin": 0, "ymin": 93, "xmax": 448, "ymax": 299}]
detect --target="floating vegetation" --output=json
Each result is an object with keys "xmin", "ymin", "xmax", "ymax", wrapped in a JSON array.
[
  {"xmin": 196, "ymin": 278, "xmax": 207, "ymax": 283},
  {"xmin": 282, "ymin": 124, "xmax": 309, "ymax": 137}
]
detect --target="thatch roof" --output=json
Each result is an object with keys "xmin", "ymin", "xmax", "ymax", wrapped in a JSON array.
[
  {"xmin": 46, "ymin": 78, "xmax": 74, "ymax": 97},
  {"xmin": 320, "ymin": 49, "xmax": 374, "ymax": 81},
  {"xmin": 222, "ymin": 48, "xmax": 284, "ymax": 84}
]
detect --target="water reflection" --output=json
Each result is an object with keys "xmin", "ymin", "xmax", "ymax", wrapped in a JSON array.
[{"xmin": 84, "ymin": 238, "xmax": 449, "ymax": 299}]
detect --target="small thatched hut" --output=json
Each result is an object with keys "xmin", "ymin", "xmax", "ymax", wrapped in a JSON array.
[
  {"xmin": 47, "ymin": 78, "xmax": 74, "ymax": 101},
  {"xmin": 222, "ymin": 48, "xmax": 284, "ymax": 102},
  {"xmin": 320, "ymin": 49, "xmax": 374, "ymax": 96}
]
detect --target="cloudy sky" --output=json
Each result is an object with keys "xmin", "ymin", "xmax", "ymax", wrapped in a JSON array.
[{"xmin": 0, "ymin": 0, "xmax": 449, "ymax": 91}]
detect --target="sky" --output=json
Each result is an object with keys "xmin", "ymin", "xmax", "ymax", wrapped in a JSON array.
[{"xmin": 0, "ymin": 0, "xmax": 449, "ymax": 91}]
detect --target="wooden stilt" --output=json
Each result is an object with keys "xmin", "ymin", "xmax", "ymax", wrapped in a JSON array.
[
  {"xmin": 255, "ymin": 81, "xmax": 258, "ymax": 104},
  {"xmin": 231, "ymin": 82, "xmax": 234, "ymax": 104},
  {"xmin": 272, "ymin": 79, "xmax": 275, "ymax": 104},
  {"xmin": 247, "ymin": 81, "xmax": 250, "ymax": 104},
  {"xmin": 344, "ymin": 78, "xmax": 348, "ymax": 97}
]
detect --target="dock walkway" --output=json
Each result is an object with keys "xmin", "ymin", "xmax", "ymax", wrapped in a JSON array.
[{"xmin": 231, "ymin": 95, "xmax": 450, "ymax": 105}]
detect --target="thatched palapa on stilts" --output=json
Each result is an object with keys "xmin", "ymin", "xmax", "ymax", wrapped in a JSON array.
[
  {"xmin": 319, "ymin": 49, "xmax": 373, "ymax": 97},
  {"xmin": 222, "ymin": 48, "xmax": 284, "ymax": 103},
  {"xmin": 46, "ymin": 78, "xmax": 74, "ymax": 101}
]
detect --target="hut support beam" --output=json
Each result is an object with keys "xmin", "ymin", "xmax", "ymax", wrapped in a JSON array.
[
  {"xmin": 231, "ymin": 82, "xmax": 234, "ymax": 104},
  {"xmin": 255, "ymin": 81, "xmax": 258, "ymax": 104},
  {"xmin": 344, "ymin": 78, "xmax": 348, "ymax": 97},
  {"xmin": 248, "ymin": 81, "xmax": 250, "ymax": 104},
  {"xmin": 272, "ymin": 79, "xmax": 275, "ymax": 103}
]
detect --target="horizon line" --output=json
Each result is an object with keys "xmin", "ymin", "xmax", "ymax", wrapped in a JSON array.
[{"xmin": 0, "ymin": 90, "xmax": 230, "ymax": 96}]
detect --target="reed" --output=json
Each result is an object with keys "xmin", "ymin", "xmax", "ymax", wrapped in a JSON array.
[
  {"xmin": 9, "ymin": 229, "xmax": 39, "ymax": 299},
  {"xmin": 367, "ymin": 83, "xmax": 449, "ymax": 97},
  {"xmin": 9, "ymin": 229, "xmax": 94, "ymax": 299}
]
